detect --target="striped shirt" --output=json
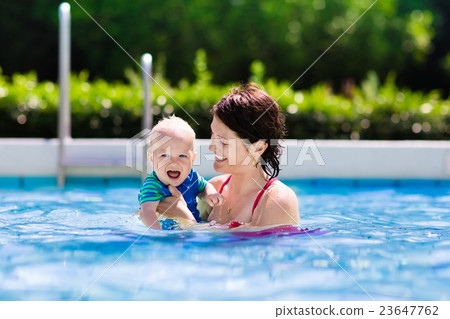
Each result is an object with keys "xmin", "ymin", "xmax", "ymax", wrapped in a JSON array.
[{"xmin": 138, "ymin": 168, "xmax": 207, "ymax": 222}]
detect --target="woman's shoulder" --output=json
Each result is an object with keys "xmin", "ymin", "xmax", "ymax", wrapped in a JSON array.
[
  {"xmin": 252, "ymin": 179, "xmax": 300, "ymax": 226},
  {"xmin": 208, "ymin": 174, "xmax": 231, "ymax": 192},
  {"xmin": 267, "ymin": 179, "xmax": 298, "ymax": 204}
]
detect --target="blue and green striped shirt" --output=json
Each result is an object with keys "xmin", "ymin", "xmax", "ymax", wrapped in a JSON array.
[{"xmin": 138, "ymin": 168, "xmax": 207, "ymax": 222}]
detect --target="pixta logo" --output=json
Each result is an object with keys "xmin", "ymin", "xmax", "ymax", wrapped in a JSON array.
[
  {"xmin": 126, "ymin": 129, "xmax": 173, "ymax": 173},
  {"xmin": 126, "ymin": 129, "xmax": 151, "ymax": 173}
]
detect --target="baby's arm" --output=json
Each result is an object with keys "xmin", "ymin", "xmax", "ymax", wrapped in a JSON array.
[
  {"xmin": 201, "ymin": 182, "xmax": 226, "ymax": 207},
  {"xmin": 140, "ymin": 201, "xmax": 162, "ymax": 229}
]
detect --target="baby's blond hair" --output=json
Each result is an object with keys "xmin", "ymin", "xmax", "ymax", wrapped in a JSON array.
[
  {"xmin": 151, "ymin": 115, "xmax": 195, "ymax": 136},
  {"xmin": 149, "ymin": 115, "xmax": 196, "ymax": 151}
]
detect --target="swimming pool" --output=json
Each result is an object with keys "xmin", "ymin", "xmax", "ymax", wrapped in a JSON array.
[{"xmin": 0, "ymin": 179, "xmax": 449, "ymax": 300}]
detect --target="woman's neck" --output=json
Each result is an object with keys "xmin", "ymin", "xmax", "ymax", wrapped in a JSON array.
[{"xmin": 228, "ymin": 166, "xmax": 269, "ymax": 196}]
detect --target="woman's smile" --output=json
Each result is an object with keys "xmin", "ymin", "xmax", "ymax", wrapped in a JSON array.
[{"xmin": 215, "ymin": 155, "xmax": 227, "ymax": 162}]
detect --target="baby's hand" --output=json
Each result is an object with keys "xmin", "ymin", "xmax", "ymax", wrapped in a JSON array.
[{"xmin": 206, "ymin": 192, "xmax": 226, "ymax": 207}]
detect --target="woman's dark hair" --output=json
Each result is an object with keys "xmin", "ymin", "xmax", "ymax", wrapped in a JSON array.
[{"xmin": 212, "ymin": 82, "xmax": 287, "ymax": 179}]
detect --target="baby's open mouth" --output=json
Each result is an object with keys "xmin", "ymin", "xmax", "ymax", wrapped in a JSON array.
[{"xmin": 167, "ymin": 170, "xmax": 181, "ymax": 179}]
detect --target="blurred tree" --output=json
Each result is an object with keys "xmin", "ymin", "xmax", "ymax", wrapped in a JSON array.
[
  {"xmin": 0, "ymin": 0, "xmax": 58, "ymax": 79},
  {"xmin": 0, "ymin": 0, "xmax": 448, "ymax": 92}
]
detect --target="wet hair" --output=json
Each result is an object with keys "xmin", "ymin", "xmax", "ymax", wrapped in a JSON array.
[{"xmin": 212, "ymin": 83, "xmax": 287, "ymax": 179}]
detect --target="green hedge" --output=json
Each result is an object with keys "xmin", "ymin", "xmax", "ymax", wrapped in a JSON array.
[{"xmin": 0, "ymin": 64, "xmax": 448, "ymax": 140}]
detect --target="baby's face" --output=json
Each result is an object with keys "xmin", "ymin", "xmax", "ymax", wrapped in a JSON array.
[{"xmin": 150, "ymin": 134, "xmax": 196, "ymax": 187}]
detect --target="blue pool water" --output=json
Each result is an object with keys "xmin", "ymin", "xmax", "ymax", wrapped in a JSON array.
[{"xmin": 0, "ymin": 180, "xmax": 449, "ymax": 300}]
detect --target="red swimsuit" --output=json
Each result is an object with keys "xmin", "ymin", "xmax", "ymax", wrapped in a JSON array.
[{"xmin": 218, "ymin": 175, "xmax": 278, "ymax": 228}]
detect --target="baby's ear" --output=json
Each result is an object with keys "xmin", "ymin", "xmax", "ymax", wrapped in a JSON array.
[
  {"xmin": 147, "ymin": 151, "xmax": 153, "ymax": 163},
  {"xmin": 192, "ymin": 151, "xmax": 198, "ymax": 162}
]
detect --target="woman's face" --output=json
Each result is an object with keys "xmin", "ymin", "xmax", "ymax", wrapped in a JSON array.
[{"xmin": 209, "ymin": 115, "xmax": 253, "ymax": 174}]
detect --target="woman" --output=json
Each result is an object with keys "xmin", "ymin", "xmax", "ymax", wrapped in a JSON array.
[{"xmin": 159, "ymin": 83, "xmax": 300, "ymax": 227}]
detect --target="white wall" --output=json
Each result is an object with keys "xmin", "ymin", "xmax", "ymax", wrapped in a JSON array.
[{"xmin": 0, "ymin": 138, "xmax": 449, "ymax": 179}]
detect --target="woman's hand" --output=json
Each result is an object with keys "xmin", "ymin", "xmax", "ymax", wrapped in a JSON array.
[{"xmin": 156, "ymin": 185, "xmax": 196, "ymax": 223}]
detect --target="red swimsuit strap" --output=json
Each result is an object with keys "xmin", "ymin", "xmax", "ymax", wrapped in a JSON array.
[
  {"xmin": 218, "ymin": 175, "xmax": 232, "ymax": 194},
  {"xmin": 218, "ymin": 175, "xmax": 278, "ymax": 216},
  {"xmin": 252, "ymin": 178, "xmax": 278, "ymax": 215}
]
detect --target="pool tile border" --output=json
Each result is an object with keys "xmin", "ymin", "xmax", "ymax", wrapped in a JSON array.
[{"xmin": 0, "ymin": 176, "xmax": 449, "ymax": 189}]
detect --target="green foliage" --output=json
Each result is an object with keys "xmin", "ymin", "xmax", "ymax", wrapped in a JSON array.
[
  {"xmin": 405, "ymin": 10, "xmax": 435, "ymax": 62},
  {"xmin": 0, "ymin": 65, "xmax": 448, "ymax": 140},
  {"xmin": 249, "ymin": 60, "xmax": 266, "ymax": 86},
  {"xmin": 193, "ymin": 49, "xmax": 212, "ymax": 86},
  {"xmin": 1, "ymin": 0, "xmax": 449, "ymax": 92}
]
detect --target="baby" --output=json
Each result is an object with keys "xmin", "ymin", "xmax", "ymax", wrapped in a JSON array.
[{"xmin": 138, "ymin": 115, "xmax": 225, "ymax": 229}]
